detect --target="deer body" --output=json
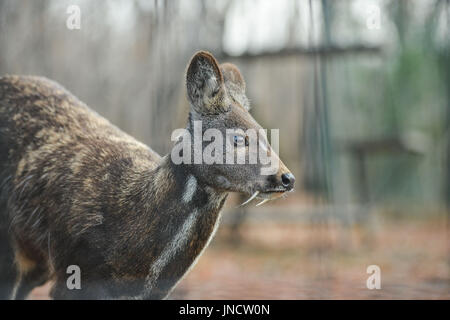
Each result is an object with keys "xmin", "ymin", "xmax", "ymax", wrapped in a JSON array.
[{"xmin": 0, "ymin": 52, "xmax": 294, "ymax": 299}]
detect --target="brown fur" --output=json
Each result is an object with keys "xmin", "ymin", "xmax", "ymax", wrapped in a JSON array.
[{"xmin": 0, "ymin": 51, "xmax": 293, "ymax": 299}]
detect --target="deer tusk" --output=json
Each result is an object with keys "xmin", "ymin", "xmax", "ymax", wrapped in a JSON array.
[
  {"xmin": 256, "ymin": 199, "xmax": 270, "ymax": 207},
  {"xmin": 239, "ymin": 191, "xmax": 259, "ymax": 207}
]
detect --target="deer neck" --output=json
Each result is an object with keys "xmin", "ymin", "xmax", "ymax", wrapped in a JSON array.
[
  {"xmin": 128, "ymin": 156, "xmax": 228, "ymax": 299},
  {"xmin": 146, "ymin": 155, "xmax": 228, "ymax": 214}
]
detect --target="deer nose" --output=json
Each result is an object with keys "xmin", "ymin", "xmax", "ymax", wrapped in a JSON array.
[{"xmin": 281, "ymin": 173, "xmax": 295, "ymax": 190}]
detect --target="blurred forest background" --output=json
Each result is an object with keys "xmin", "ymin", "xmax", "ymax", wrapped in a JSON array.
[{"xmin": 0, "ymin": 0, "xmax": 448, "ymax": 299}]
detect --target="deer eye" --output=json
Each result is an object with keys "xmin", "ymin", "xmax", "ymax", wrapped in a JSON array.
[{"xmin": 233, "ymin": 135, "xmax": 245, "ymax": 147}]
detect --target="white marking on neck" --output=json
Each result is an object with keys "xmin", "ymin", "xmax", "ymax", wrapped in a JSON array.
[
  {"xmin": 164, "ymin": 193, "xmax": 225, "ymax": 299},
  {"xmin": 142, "ymin": 209, "xmax": 200, "ymax": 296},
  {"xmin": 10, "ymin": 276, "xmax": 22, "ymax": 300},
  {"xmin": 135, "ymin": 190, "xmax": 227, "ymax": 300},
  {"xmin": 163, "ymin": 211, "xmax": 222, "ymax": 300},
  {"xmin": 182, "ymin": 175, "xmax": 197, "ymax": 203}
]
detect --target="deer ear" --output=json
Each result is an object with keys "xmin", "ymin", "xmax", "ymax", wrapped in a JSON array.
[
  {"xmin": 220, "ymin": 63, "xmax": 245, "ymax": 93},
  {"xmin": 220, "ymin": 63, "xmax": 250, "ymax": 110},
  {"xmin": 186, "ymin": 51, "xmax": 226, "ymax": 114}
]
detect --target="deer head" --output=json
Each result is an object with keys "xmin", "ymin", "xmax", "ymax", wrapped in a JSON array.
[{"xmin": 173, "ymin": 51, "xmax": 295, "ymax": 205}]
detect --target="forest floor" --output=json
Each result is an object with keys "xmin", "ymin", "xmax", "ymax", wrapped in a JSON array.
[{"xmin": 29, "ymin": 211, "xmax": 449, "ymax": 299}]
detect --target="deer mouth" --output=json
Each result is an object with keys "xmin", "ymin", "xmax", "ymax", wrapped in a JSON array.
[{"xmin": 258, "ymin": 190, "xmax": 286, "ymax": 199}]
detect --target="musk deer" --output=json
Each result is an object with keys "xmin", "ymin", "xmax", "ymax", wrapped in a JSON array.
[{"xmin": 0, "ymin": 51, "xmax": 295, "ymax": 299}]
